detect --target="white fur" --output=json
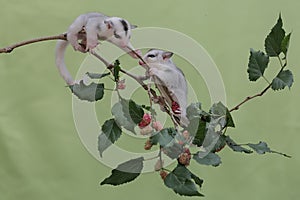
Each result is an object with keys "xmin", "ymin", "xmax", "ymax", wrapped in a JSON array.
[
  {"xmin": 140, "ymin": 49, "xmax": 189, "ymax": 126},
  {"xmin": 55, "ymin": 12, "xmax": 138, "ymax": 85}
]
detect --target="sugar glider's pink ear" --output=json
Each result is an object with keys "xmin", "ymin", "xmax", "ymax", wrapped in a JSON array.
[
  {"xmin": 130, "ymin": 24, "xmax": 138, "ymax": 29},
  {"xmin": 162, "ymin": 51, "xmax": 174, "ymax": 60},
  {"xmin": 104, "ymin": 20, "xmax": 114, "ymax": 29}
]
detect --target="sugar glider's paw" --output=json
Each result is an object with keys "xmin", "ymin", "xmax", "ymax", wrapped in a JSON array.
[
  {"xmin": 85, "ymin": 41, "xmax": 99, "ymax": 52},
  {"xmin": 149, "ymin": 68, "xmax": 159, "ymax": 76},
  {"xmin": 72, "ymin": 43, "xmax": 87, "ymax": 53},
  {"xmin": 128, "ymin": 49, "xmax": 142, "ymax": 59}
]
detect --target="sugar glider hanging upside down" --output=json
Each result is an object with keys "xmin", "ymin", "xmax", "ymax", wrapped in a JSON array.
[{"xmin": 55, "ymin": 12, "xmax": 140, "ymax": 85}]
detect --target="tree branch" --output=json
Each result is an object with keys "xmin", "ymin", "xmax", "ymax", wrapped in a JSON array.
[
  {"xmin": 229, "ymin": 84, "xmax": 271, "ymax": 112},
  {"xmin": 0, "ymin": 34, "xmax": 67, "ymax": 53},
  {"xmin": 0, "ymin": 33, "xmax": 155, "ymax": 97},
  {"xmin": 0, "ymin": 33, "xmax": 178, "ymax": 126},
  {"xmin": 90, "ymin": 51, "xmax": 149, "ymax": 90}
]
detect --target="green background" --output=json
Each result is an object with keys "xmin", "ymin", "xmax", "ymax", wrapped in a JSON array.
[{"xmin": 1, "ymin": 0, "xmax": 299, "ymax": 199}]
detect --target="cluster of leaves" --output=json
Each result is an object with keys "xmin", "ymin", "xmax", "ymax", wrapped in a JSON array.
[
  {"xmin": 97, "ymin": 100, "xmax": 289, "ymax": 197},
  {"xmin": 247, "ymin": 14, "xmax": 293, "ymax": 90},
  {"xmin": 67, "ymin": 14, "xmax": 293, "ymax": 197},
  {"xmin": 69, "ymin": 60, "xmax": 120, "ymax": 102},
  {"xmin": 98, "ymin": 98, "xmax": 145, "ymax": 156}
]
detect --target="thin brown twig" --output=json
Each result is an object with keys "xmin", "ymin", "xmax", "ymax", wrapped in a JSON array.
[
  {"xmin": 90, "ymin": 50, "xmax": 113, "ymax": 69},
  {"xmin": 92, "ymin": 50, "xmax": 155, "ymax": 94},
  {"xmin": 229, "ymin": 84, "xmax": 271, "ymax": 112},
  {"xmin": 126, "ymin": 46, "xmax": 158, "ymax": 120},
  {"xmin": 90, "ymin": 50, "xmax": 153, "ymax": 93},
  {"xmin": 230, "ymin": 55, "xmax": 287, "ymax": 113},
  {"xmin": 0, "ymin": 34, "xmax": 67, "ymax": 53}
]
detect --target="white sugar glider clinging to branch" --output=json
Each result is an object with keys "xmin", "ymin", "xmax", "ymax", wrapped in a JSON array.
[
  {"xmin": 139, "ymin": 49, "xmax": 189, "ymax": 127},
  {"xmin": 55, "ymin": 12, "xmax": 141, "ymax": 85}
]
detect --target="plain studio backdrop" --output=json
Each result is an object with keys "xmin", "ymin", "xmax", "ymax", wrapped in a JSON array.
[{"xmin": 0, "ymin": 0, "xmax": 299, "ymax": 199}]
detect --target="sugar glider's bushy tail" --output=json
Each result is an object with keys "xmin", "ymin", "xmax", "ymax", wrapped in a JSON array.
[{"xmin": 55, "ymin": 40, "xmax": 75, "ymax": 85}]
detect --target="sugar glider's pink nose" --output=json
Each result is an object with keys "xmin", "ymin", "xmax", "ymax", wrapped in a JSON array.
[{"xmin": 139, "ymin": 60, "xmax": 144, "ymax": 65}]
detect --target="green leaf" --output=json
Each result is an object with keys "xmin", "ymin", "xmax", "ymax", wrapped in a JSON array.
[
  {"xmin": 225, "ymin": 136, "xmax": 253, "ymax": 154},
  {"xmin": 101, "ymin": 157, "xmax": 143, "ymax": 186},
  {"xmin": 186, "ymin": 102, "xmax": 202, "ymax": 120},
  {"xmin": 210, "ymin": 102, "xmax": 225, "ymax": 115},
  {"xmin": 191, "ymin": 173, "xmax": 204, "ymax": 189},
  {"xmin": 129, "ymin": 100, "xmax": 144, "ymax": 124},
  {"xmin": 226, "ymin": 108, "xmax": 235, "ymax": 128},
  {"xmin": 189, "ymin": 102, "xmax": 233, "ymax": 149},
  {"xmin": 210, "ymin": 102, "xmax": 235, "ymax": 128},
  {"xmin": 197, "ymin": 128, "xmax": 220, "ymax": 158},
  {"xmin": 247, "ymin": 141, "xmax": 271, "ymax": 154},
  {"xmin": 212, "ymin": 134, "xmax": 227, "ymax": 153},
  {"xmin": 86, "ymin": 72, "xmax": 110, "ymax": 79},
  {"xmin": 163, "ymin": 143, "xmax": 184, "ymax": 159},
  {"xmin": 150, "ymin": 128, "xmax": 176, "ymax": 147},
  {"xmin": 265, "ymin": 14, "xmax": 286, "ymax": 57},
  {"xmin": 186, "ymin": 102, "xmax": 215, "ymax": 147},
  {"xmin": 98, "ymin": 133, "xmax": 113, "ymax": 157},
  {"xmin": 193, "ymin": 152, "xmax": 222, "ymax": 167},
  {"xmin": 247, "ymin": 49, "xmax": 269, "ymax": 81},
  {"xmin": 197, "ymin": 102, "xmax": 231, "ymax": 154},
  {"xmin": 189, "ymin": 118, "xmax": 206, "ymax": 146},
  {"xmin": 119, "ymin": 98, "xmax": 144, "ymax": 126},
  {"xmin": 141, "ymin": 105, "xmax": 151, "ymax": 111},
  {"xmin": 271, "ymin": 70, "xmax": 294, "ymax": 90},
  {"xmin": 281, "ymin": 32, "xmax": 292, "ymax": 57},
  {"xmin": 111, "ymin": 102, "xmax": 136, "ymax": 134},
  {"xmin": 164, "ymin": 165, "xmax": 204, "ymax": 197},
  {"xmin": 113, "ymin": 60, "xmax": 121, "ymax": 82},
  {"xmin": 69, "ymin": 80, "xmax": 104, "ymax": 102},
  {"xmin": 102, "ymin": 119, "xmax": 122, "ymax": 142},
  {"xmin": 98, "ymin": 119, "xmax": 122, "ymax": 157},
  {"xmin": 247, "ymin": 141, "xmax": 291, "ymax": 157},
  {"xmin": 142, "ymin": 105, "xmax": 157, "ymax": 117},
  {"xmin": 209, "ymin": 104, "xmax": 226, "ymax": 127}
]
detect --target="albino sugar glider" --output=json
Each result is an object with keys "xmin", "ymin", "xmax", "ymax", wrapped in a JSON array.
[
  {"xmin": 139, "ymin": 49, "xmax": 189, "ymax": 127},
  {"xmin": 55, "ymin": 12, "xmax": 140, "ymax": 85}
]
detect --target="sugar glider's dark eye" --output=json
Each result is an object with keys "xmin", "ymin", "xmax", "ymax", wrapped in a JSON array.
[
  {"xmin": 114, "ymin": 31, "xmax": 121, "ymax": 39},
  {"xmin": 147, "ymin": 54, "xmax": 156, "ymax": 58}
]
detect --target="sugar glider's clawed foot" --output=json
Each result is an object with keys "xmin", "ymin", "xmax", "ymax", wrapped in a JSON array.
[
  {"xmin": 73, "ymin": 44, "xmax": 87, "ymax": 53},
  {"xmin": 85, "ymin": 40, "xmax": 99, "ymax": 52},
  {"xmin": 151, "ymin": 96, "xmax": 161, "ymax": 104},
  {"xmin": 138, "ymin": 75, "xmax": 149, "ymax": 81},
  {"xmin": 151, "ymin": 96, "xmax": 167, "ymax": 112}
]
